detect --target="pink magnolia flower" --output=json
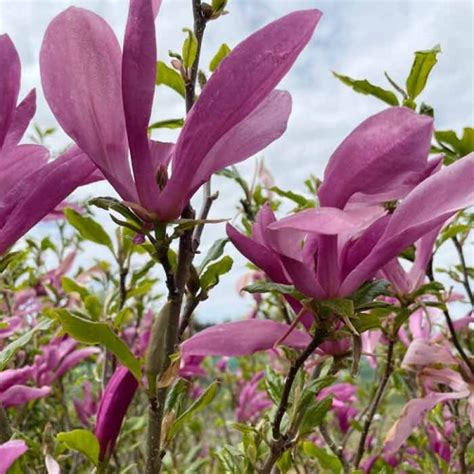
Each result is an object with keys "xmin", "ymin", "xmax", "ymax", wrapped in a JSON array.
[
  {"xmin": 0, "ymin": 35, "xmax": 100, "ymax": 256},
  {"xmin": 0, "ymin": 366, "xmax": 51, "ymax": 408},
  {"xmin": 318, "ymin": 383, "xmax": 358, "ymax": 434},
  {"xmin": 33, "ymin": 336, "xmax": 99, "ymax": 386},
  {"xmin": 228, "ymin": 109, "xmax": 474, "ymax": 301},
  {"xmin": 384, "ymin": 338, "xmax": 474, "ymax": 453},
  {"xmin": 73, "ymin": 381, "xmax": 99, "ymax": 427},
  {"xmin": 0, "ymin": 440, "xmax": 28, "ymax": 474},
  {"xmin": 40, "ymin": 0, "xmax": 321, "ymax": 222},
  {"xmin": 236, "ymin": 372, "xmax": 272, "ymax": 423},
  {"xmin": 183, "ymin": 110, "xmax": 473, "ymax": 360}
]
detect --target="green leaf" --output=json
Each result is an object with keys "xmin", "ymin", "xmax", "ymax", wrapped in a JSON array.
[
  {"xmin": 0, "ymin": 251, "xmax": 24, "ymax": 272},
  {"xmin": 214, "ymin": 446, "xmax": 240, "ymax": 474},
  {"xmin": 53, "ymin": 309, "xmax": 140, "ymax": 380},
  {"xmin": 459, "ymin": 127, "xmax": 474, "ymax": 156},
  {"xmin": 200, "ymin": 256, "xmax": 233, "ymax": 291},
  {"xmin": 265, "ymin": 367, "xmax": 284, "ymax": 404},
  {"xmin": 198, "ymin": 238, "xmax": 229, "ymax": 274},
  {"xmin": 320, "ymin": 298, "xmax": 354, "ymax": 318},
  {"xmin": 61, "ymin": 277, "xmax": 90, "ymax": 301},
  {"xmin": 270, "ymin": 186, "xmax": 315, "ymax": 209},
  {"xmin": 168, "ymin": 381, "xmax": 219, "ymax": 440},
  {"xmin": 212, "ymin": 0, "xmax": 227, "ymax": 13},
  {"xmin": 302, "ymin": 441, "xmax": 342, "ymax": 473},
  {"xmin": 243, "ymin": 281, "xmax": 299, "ymax": 298},
  {"xmin": 84, "ymin": 295, "xmax": 102, "ymax": 320},
  {"xmin": 149, "ymin": 118, "xmax": 184, "ymax": 130},
  {"xmin": 209, "ymin": 43, "xmax": 231, "ymax": 72},
  {"xmin": 350, "ymin": 280, "xmax": 390, "ymax": 308},
  {"xmin": 332, "ymin": 72, "xmax": 399, "ymax": 106},
  {"xmin": 182, "ymin": 28, "xmax": 198, "ymax": 69},
  {"xmin": 0, "ymin": 319, "xmax": 53, "ymax": 371},
  {"xmin": 56, "ymin": 429, "xmax": 99, "ymax": 466},
  {"xmin": 64, "ymin": 208, "xmax": 113, "ymax": 251},
  {"xmin": 406, "ymin": 45, "xmax": 441, "ymax": 99},
  {"xmin": 299, "ymin": 396, "xmax": 333, "ymax": 434},
  {"xmin": 277, "ymin": 450, "xmax": 292, "ymax": 473},
  {"xmin": 155, "ymin": 60, "xmax": 185, "ymax": 97}
]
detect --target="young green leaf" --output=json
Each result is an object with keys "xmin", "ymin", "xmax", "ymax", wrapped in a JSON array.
[
  {"xmin": 302, "ymin": 441, "xmax": 343, "ymax": 473},
  {"xmin": 61, "ymin": 277, "xmax": 90, "ymax": 301},
  {"xmin": 64, "ymin": 208, "xmax": 113, "ymax": 252},
  {"xmin": 332, "ymin": 72, "xmax": 399, "ymax": 106},
  {"xmin": 320, "ymin": 298, "xmax": 354, "ymax": 318},
  {"xmin": 200, "ymin": 256, "xmax": 233, "ymax": 291},
  {"xmin": 149, "ymin": 118, "xmax": 184, "ymax": 130},
  {"xmin": 243, "ymin": 281, "xmax": 299, "ymax": 298},
  {"xmin": 406, "ymin": 45, "xmax": 441, "ymax": 99},
  {"xmin": 167, "ymin": 381, "xmax": 219, "ymax": 440},
  {"xmin": 53, "ymin": 309, "xmax": 140, "ymax": 381},
  {"xmin": 209, "ymin": 43, "xmax": 231, "ymax": 72},
  {"xmin": 182, "ymin": 28, "xmax": 198, "ymax": 69},
  {"xmin": 299, "ymin": 396, "xmax": 333, "ymax": 435},
  {"xmin": 198, "ymin": 238, "xmax": 229, "ymax": 274},
  {"xmin": 56, "ymin": 429, "xmax": 100, "ymax": 466},
  {"xmin": 155, "ymin": 60, "xmax": 186, "ymax": 97},
  {"xmin": 0, "ymin": 319, "xmax": 53, "ymax": 371}
]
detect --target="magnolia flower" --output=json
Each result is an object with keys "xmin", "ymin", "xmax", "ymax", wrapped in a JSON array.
[
  {"xmin": 0, "ymin": 335, "xmax": 98, "ymax": 408},
  {"xmin": 182, "ymin": 109, "xmax": 473, "ymax": 360},
  {"xmin": 384, "ymin": 338, "xmax": 474, "ymax": 453},
  {"xmin": 235, "ymin": 372, "xmax": 272, "ymax": 423},
  {"xmin": 317, "ymin": 383, "xmax": 358, "ymax": 434},
  {"xmin": 73, "ymin": 381, "xmax": 99, "ymax": 427},
  {"xmin": 0, "ymin": 440, "xmax": 27, "ymax": 474},
  {"xmin": 40, "ymin": 0, "xmax": 321, "ymax": 222},
  {"xmin": 0, "ymin": 367, "xmax": 51, "ymax": 408},
  {"xmin": 229, "ymin": 108, "xmax": 474, "ymax": 301},
  {"xmin": 0, "ymin": 35, "xmax": 99, "ymax": 256}
]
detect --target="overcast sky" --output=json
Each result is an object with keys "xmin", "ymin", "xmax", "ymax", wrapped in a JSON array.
[{"xmin": 1, "ymin": 0, "xmax": 473, "ymax": 322}]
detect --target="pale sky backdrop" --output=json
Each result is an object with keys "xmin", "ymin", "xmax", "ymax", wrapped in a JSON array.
[{"xmin": 1, "ymin": 0, "xmax": 473, "ymax": 322}]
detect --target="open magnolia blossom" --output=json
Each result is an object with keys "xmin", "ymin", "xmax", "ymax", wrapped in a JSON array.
[
  {"xmin": 182, "ymin": 107, "xmax": 474, "ymax": 358},
  {"xmin": 384, "ymin": 338, "xmax": 474, "ymax": 453},
  {"xmin": 0, "ymin": 35, "xmax": 100, "ymax": 256},
  {"xmin": 40, "ymin": 0, "xmax": 322, "ymax": 222}
]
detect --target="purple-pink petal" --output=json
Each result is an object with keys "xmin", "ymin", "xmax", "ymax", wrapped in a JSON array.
[
  {"xmin": 0, "ymin": 34, "xmax": 20, "ymax": 150},
  {"xmin": 40, "ymin": 7, "xmax": 136, "ymax": 202},
  {"xmin": 2, "ymin": 89, "xmax": 36, "ymax": 150},
  {"xmin": 318, "ymin": 107, "xmax": 433, "ymax": 209},
  {"xmin": 340, "ymin": 153, "xmax": 474, "ymax": 296},
  {"xmin": 0, "ymin": 440, "xmax": 28, "ymax": 474},
  {"xmin": 122, "ymin": 0, "xmax": 159, "ymax": 209},
  {"xmin": 95, "ymin": 366, "xmax": 138, "ymax": 461},
  {"xmin": 181, "ymin": 319, "xmax": 312, "ymax": 357},
  {"xmin": 0, "ymin": 385, "xmax": 51, "ymax": 408}
]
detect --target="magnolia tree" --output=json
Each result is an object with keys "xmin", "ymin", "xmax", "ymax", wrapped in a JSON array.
[{"xmin": 0, "ymin": 0, "xmax": 473, "ymax": 473}]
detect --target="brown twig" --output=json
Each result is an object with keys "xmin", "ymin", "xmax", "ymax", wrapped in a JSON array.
[
  {"xmin": 452, "ymin": 236, "xmax": 474, "ymax": 308},
  {"xmin": 354, "ymin": 336, "xmax": 396, "ymax": 468},
  {"xmin": 260, "ymin": 328, "xmax": 328, "ymax": 473}
]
